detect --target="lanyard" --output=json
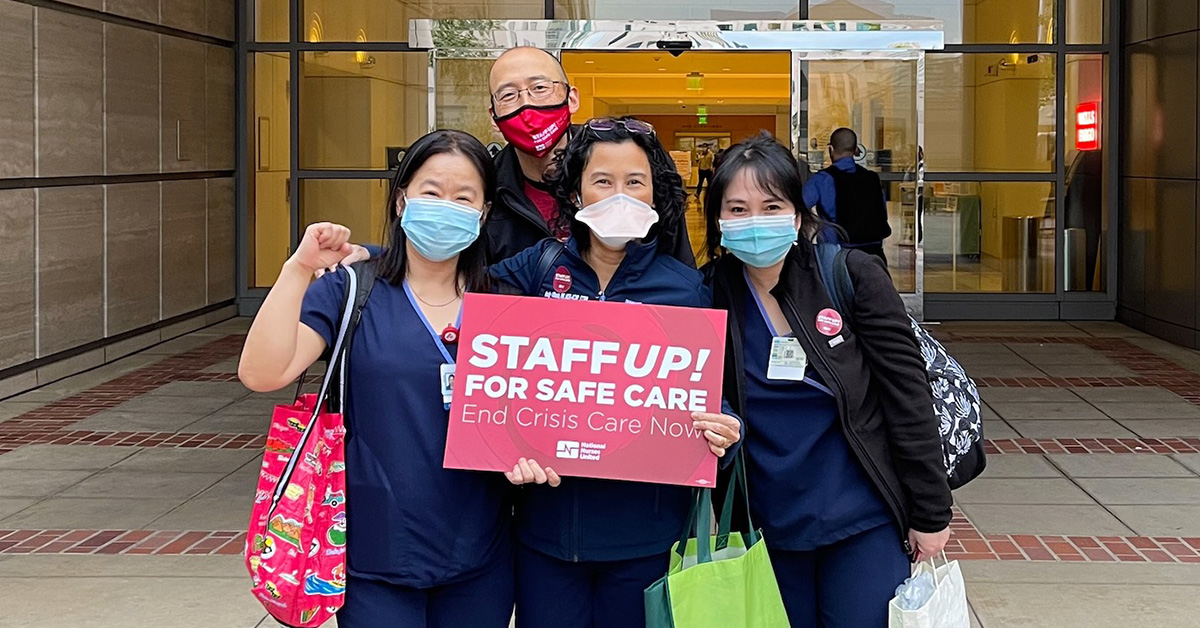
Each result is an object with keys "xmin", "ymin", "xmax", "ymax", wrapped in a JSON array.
[
  {"xmin": 403, "ymin": 280, "xmax": 462, "ymax": 365},
  {"xmin": 743, "ymin": 269, "xmax": 834, "ymax": 397}
]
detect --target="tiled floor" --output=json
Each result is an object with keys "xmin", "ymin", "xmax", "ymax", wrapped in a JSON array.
[{"xmin": 2, "ymin": 317, "xmax": 1200, "ymax": 626}]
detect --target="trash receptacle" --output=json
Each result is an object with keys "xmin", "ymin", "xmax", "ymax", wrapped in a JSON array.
[{"xmin": 1003, "ymin": 216, "xmax": 1042, "ymax": 292}]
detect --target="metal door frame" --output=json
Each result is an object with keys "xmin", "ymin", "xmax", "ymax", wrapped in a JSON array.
[{"xmin": 412, "ymin": 19, "xmax": 942, "ymax": 318}]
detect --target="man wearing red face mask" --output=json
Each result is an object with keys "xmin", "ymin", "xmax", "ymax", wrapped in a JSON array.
[
  {"xmin": 327, "ymin": 47, "xmax": 695, "ymax": 270},
  {"xmin": 486, "ymin": 47, "xmax": 696, "ymax": 266}
]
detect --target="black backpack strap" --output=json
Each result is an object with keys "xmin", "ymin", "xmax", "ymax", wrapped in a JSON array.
[
  {"xmin": 812, "ymin": 242, "xmax": 857, "ymax": 324},
  {"xmin": 347, "ymin": 259, "xmax": 379, "ymax": 331},
  {"xmin": 832, "ymin": 248, "xmax": 855, "ymax": 319},
  {"xmin": 534, "ymin": 239, "xmax": 566, "ymax": 289}
]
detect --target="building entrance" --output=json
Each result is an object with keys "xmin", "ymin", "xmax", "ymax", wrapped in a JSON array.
[{"xmin": 416, "ymin": 19, "xmax": 941, "ymax": 316}]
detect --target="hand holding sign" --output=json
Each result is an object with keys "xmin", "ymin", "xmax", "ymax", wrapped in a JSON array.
[
  {"xmin": 445, "ymin": 294, "xmax": 728, "ymax": 487},
  {"xmin": 693, "ymin": 411, "xmax": 741, "ymax": 458},
  {"xmin": 505, "ymin": 458, "xmax": 562, "ymax": 487}
]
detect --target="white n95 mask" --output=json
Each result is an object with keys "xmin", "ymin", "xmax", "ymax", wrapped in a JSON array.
[{"xmin": 574, "ymin": 193, "xmax": 660, "ymax": 249}]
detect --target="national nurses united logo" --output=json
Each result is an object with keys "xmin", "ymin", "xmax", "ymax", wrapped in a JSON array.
[
  {"xmin": 556, "ymin": 440, "xmax": 580, "ymax": 459},
  {"xmin": 553, "ymin": 266, "xmax": 572, "ymax": 293}
]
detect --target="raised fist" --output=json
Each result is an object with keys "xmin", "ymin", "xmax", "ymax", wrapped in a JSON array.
[{"xmin": 291, "ymin": 222, "xmax": 354, "ymax": 275}]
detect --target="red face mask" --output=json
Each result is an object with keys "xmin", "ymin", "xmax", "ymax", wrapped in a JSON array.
[{"xmin": 493, "ymin": 100, "xmax": 571, "ymax": 158}]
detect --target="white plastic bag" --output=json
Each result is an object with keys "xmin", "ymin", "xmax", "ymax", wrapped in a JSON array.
[{"xmin": 887, "ymin": 554, "xmax": 970, "ymax": 628}]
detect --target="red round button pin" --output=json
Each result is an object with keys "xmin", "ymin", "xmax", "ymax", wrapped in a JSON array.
[
  {"xmin": 815, "ymin": 309, "xmax": 843, "ymax": 336},
  {"xmin": 553, "ymin": 266, "xmax": 572, "ymax": 293},
  {"xmin": 441, "ymin": 325, "xmax": 459, "ymax": 344}
]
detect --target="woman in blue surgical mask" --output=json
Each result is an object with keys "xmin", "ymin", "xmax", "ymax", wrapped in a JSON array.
[
  {"xmin": 239, "ymin": 130, "xmax": 517, "ymax": 628},
  {"xmin": 702, "ymin": 134, "xmax": 953, "ymax": 628},
  {"xmin": 490, "ymin": 117, "xmax": 743, "ymax": 628}
]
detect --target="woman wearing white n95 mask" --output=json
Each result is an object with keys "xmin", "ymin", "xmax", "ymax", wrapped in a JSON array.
[
  {"xmin": 239, "ymin": 130, "xmax": 516, "ymax": 628},
  {"xmin": 489, "ymin": 116, "xmax": 743, "ymax": 628}
]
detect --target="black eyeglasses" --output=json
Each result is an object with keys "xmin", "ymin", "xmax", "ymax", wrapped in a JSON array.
[
  {"xmin": 492, "ymin": 80, "xmax": 568, "ymax": 110},
  {"xmin": 584, "ymin": 118, "xmax": 656, "ymax": 137}
]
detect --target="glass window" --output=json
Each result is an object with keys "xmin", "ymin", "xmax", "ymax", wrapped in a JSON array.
[
  {"xmin": 300, "ymin": 52, "xmax": 430, "ymax": 170},
  {"xmin": 300, "ymin": 180, "xmax": 392, "ymax": 246},
  {"xmin": 925, "ymin": 53, "xmax": 1056, "ymax": 173},
  {"xmin": 251, "ymin": 52, "xmax": 292, "ymax": 288},
  {"xmin": 1067, "ymin": 0, "xmax": 1107, "ymax": 44},
  {"xmin": 809, "ymin": 0, "xmax": 1054, "ymax": 45},
  {"xmin": 803, "ymin": 59, "xmax": 918, "ymax": 173},
  {"xmin": 256, "ymin": 0, "xmax": 288, "ymax": 42},
  {"xmin": 924, "ymin": 181, "xmax": 1055, "ymax": 293},
  {"xmin": 1064, "ymin": 54, "xmax": 1108, "ymax": 292},
  {"xmin": 556, "ymin": 0, "xmax": 798, "ymax": 20},
  {"xmin": 435, "ymin": 57, "xmax": 508, "ymax": 149},
  {"xmin": 303, "ymin": 0, "xmax": 543, "ymax": 43}
]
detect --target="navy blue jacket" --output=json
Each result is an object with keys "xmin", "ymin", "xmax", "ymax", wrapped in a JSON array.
[{"xmin": 491, "ymin": 237, "xmax": 740, "ymax": 562}]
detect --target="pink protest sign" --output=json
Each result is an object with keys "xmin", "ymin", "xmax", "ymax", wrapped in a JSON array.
[{"xmin": 444, "ymin": 293, "xmax": 728, "ymax": 487}]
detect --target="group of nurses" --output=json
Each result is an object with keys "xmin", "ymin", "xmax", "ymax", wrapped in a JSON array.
[{"xmin": 240, "ymin": 124, "xmax": 952, "ymax": 628}]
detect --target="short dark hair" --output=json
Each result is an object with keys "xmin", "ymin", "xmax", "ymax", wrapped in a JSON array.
[
  {"xmin": 378, "ymin": 129, "xmax": 496, "ymax": 292},
  {"xmin": 703, "ymin": 133, "xmax": 829, "ymax": 261},
  {"xmin": 546, "ymin": 117, "xmax": 686, "ymax": 256},
  {"xmin": 830, "ymin": 127, "xmax": 858, "ymax": 155}
]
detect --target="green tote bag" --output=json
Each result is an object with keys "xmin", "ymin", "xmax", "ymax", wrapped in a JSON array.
[{"xmin": 644, "ymin": 454, "xmax": 791, "ymax": 628}]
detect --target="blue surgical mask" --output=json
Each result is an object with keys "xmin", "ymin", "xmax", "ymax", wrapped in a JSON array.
[
  {"xmin": 400, "ymin": 196, "xmax": 483, "ymax": 262},
  {"xmin": 719, "ymin": 215, "xmax": 798, "ymax": 268}
]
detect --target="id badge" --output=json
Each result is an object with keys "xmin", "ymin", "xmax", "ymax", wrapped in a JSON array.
[
  {"xmin": 767, "ymin": 337, "xmax": 808, "ymax": 381},
  {"xmin": 440, "ymin": 363, "xmax": 456, "ymax": 409}
]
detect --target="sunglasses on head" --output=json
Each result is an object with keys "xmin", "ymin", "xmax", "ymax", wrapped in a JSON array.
[{"xmin": 584, "ymin": 118, "xmax": 655, "ymax": 137}]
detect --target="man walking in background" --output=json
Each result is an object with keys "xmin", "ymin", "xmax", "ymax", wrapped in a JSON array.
[
  {"xmin": 802, "ymin": 128, "xmax": 892, "ymax": 264},
  {"xmin": 694, "ymin": 144, "xmax": 715, "ymax": 199}
]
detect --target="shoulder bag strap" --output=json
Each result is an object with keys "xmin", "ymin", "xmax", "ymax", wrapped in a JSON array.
[
  {"xmin": 269, "ymin": 265, "xmax": 359, "ymax": 514},
  {"xmin": 534, "ymin": 239, "xmax": 566, "ymax": 289}
]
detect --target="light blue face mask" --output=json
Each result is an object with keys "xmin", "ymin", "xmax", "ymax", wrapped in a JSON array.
[
  {"xmin": 719, "ymin": 215, "xmax": 799, "ymax": 268},
  {"xmin": 400, "ymin": 196, "xmax": 483, "ymax": 262}
]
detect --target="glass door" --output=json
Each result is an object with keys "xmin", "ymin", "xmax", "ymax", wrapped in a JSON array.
[
  {"xmin": 419, "ymin": 20, "xmax": 935, "ymax": 317},
  {"xmin": 793, "ymin": 50, "xmax": 925, "ymax": 317}
]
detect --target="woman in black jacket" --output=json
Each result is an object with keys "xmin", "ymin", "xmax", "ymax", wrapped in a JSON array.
[{"xmin": 703, "ymin": 134, "xmax": 952, "ymax": 627}]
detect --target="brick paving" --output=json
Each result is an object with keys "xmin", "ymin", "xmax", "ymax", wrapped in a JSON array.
[{"xmin": 1, "ymin": 327, "xmax": 1199, "ymax": 565}]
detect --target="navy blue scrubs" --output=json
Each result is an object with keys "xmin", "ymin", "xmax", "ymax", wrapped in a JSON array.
[
  {"xmin": 740, "ymin": 273, "xmax": 907, "ymax": 627},
  {"xmin": 301, "ymin": 271, "xmax": 514, "ymax": 628}
]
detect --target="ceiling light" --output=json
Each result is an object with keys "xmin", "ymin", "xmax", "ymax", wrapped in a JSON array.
[
  {"xmin": 659, "ymin": 68, "xmax": 666, "ymax": 71},
  {"xmin": 722, "ymin": 68, "xmax": 731, "ymax": 71},
  {"xmin": 585, "ymin": 60, "xmax": 594, "ymax": 64}
]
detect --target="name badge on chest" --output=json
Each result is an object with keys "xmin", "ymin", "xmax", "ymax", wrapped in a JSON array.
[
  {"xmin": 440, "ymin": 363, "xmax": 456, "ymax": 408},
  {"xmin": 768, "ymin": 336, "xmax": 808, "ymax": 381}
]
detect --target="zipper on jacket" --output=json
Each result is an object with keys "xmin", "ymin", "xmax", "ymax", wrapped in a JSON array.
[
  {"xmin": 499, "ymin": 188, "xmax": 553, "ymax": 236},
  {"xmin": 781, "ymin": 295, "xmax": 908, "ymax": 537}
]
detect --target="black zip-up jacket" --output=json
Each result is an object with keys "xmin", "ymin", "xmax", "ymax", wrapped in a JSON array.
[
  {"xmin": 485, "ymin": 142, "xmax": 697, "ymax": 267},
  {"xmin": 708, "ymin": 240, "xmax": 952, "ymax": 538}
]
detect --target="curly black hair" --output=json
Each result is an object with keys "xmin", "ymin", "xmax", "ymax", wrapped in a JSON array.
[{"xmin": 544, "ymin": 117, "xmax": 687, "ymax": 255}]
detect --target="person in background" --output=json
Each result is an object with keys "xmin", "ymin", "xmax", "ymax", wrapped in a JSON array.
[
  {"xmin": 694, "ymin": 143, "xmax": 715, "ymax": 199},
  {"xmin": 704, "ymin": 134, "xmax": 951, "ymax": 627},
  {"xmin": 335, "ymin": 47, "xmax": 696, "ymax": 270},
  {"xmin": 492, "ymin": 116, "xmax": 743, "ymax": 628},
  {"xmin": 238, "ymin": 130, "xmax": 515, "ymax": 628},
  {"xmin": 802, "ymin": 127, "xmax": 892, "ymax": 264}
]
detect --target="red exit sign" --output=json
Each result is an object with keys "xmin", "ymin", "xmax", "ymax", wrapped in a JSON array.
[{"xmin": 1076, "ymin": 102, "xmax": 1100, "ymax": 151}]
